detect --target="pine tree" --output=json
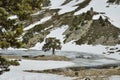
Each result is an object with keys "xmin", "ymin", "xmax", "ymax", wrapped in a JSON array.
[
  {"xmin": 42, "ymin": 37, "xmax": 62, "ymax": 55},
  {"xmin": 0, "ymin": 0, "xmax": 43, "ymax": 49},
  {"xmin": 0, "ymin": 0, "xmax": 43, "ymax": 74}
]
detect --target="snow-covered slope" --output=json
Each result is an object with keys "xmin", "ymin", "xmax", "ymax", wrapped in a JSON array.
[
  {"xmin": 10, "ymin": 0, "xmax": 120, "ymax": 60},
  {"xmin": 74, "ymin": 0, "xmax": 120, "ymax": 28}
]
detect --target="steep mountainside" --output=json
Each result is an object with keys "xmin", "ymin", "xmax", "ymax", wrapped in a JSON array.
[{"xmin": 22, "ymin": 0, "xmax": 120, "ymax": 49}]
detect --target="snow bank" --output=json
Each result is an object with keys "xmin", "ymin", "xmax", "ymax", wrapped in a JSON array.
[{"xmin": 0, "ymin": 60, "xmax": 74, "ymax": 80}]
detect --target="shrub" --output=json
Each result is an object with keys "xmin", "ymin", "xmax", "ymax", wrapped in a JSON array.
[{"xmin": 9, "ymin": 60, "xmax": 20, "ymax": 66}]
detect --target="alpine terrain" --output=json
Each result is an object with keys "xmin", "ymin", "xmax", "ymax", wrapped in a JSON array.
[{"xmin": 20, "ymin": 0, "xmax": 120, "ymax": 54}]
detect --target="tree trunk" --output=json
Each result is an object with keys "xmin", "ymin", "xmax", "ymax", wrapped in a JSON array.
[{"xmin": 52, "ymin": 48, "xmax": 55, "ymax": 55}]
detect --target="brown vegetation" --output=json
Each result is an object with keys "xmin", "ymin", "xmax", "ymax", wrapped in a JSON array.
[{"xmin": 25, "ymin": 68, "xmax": 120, "ymax": 80}]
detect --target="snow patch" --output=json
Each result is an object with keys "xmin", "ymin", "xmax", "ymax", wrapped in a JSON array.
[
  {"xmin": 46, "ymin": 25, "xmax": 68, "ymax": 41},
  {"xmin": 8, "ymin": 15, "xmax": 18, "ymax": 20},
  {"xmin": 49, "ymin": 0, "xmax": 84, "ymax": 14},
  {"xmin": 92, "ymin": 14, "xmax": 106, "ymax": 20},
  {"xmin": 49, "ymin": 0, "xmax": 66, "ymax": 8},
  {"xmin": 109, "ymin": 75, "xmax": 120, "ymax": 80},
  {"xmin": 30, "ymin": 25, "xmax": 68, "ymax": 50},
  {"xmin": 24, "ymin": 16, "xmax": 52, "ymax": 31}
]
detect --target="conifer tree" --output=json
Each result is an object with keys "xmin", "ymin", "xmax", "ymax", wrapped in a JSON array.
[
  {"xmin": 42, "ymin": 37, "xmax": 62, "ymax": 55},
  {"xmin": 0, "ymin": 0, "xmax": 43, "ymax": 49}
]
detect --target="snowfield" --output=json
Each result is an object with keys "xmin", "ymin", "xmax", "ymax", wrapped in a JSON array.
[{"xmin": 0, "ymin": 60, "xmax": 74, "ymax": 80}]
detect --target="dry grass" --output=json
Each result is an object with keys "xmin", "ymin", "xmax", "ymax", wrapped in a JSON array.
[
  {"xmin": 25, "ymin": 68, "xmax": 120, "ymax": 80},
  {"xmin": 1, "ymin": 55, "xmax": 22, "ymax": 60},
  {"xmin": 25, "ymin": 55, "xmax": 71, "ymax": 61},
  {"xmin": 1, "ymin": 55, "xmax": 71, "ymax": 61}
]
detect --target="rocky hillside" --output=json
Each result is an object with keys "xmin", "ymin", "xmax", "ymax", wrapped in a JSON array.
[{"xmin": 22, "ymin": 0, "xmax": 120, "ymax": 48}]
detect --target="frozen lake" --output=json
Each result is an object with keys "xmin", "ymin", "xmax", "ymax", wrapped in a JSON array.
[
  {"xmin": 0, "ymin": 50, "xmax": 120, "ymax": 67},
  {"xmin": 0, "ymin": 50, "xmax": 120, "ymax": 80},
  {"xmin": 0, "ymin": 59, "xmax": 75, "ymax": 80}
]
